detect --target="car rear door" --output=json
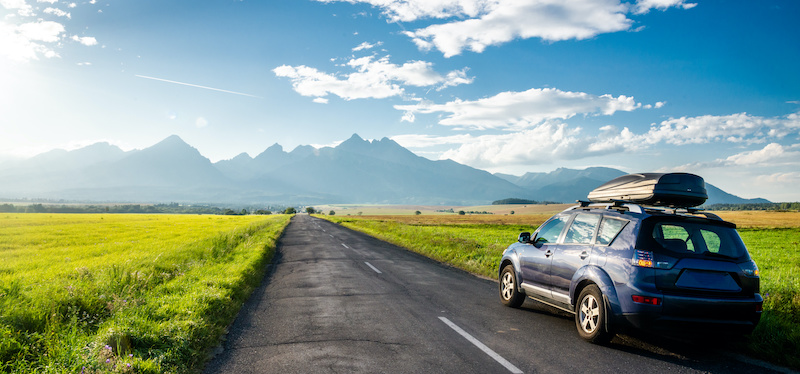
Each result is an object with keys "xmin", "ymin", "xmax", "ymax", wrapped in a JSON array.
[{"xmin": 550, "ymin": 213, "xmax": 602, "ymax": 304}]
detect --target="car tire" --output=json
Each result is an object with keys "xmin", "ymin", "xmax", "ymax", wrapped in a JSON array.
[
  {"xmin": 575, "ymin": 285, "xmax": 613, "ymax": 344},
  {"xmin": 499, "ymin": 265, "xmax": 525, "ymax": 308}
]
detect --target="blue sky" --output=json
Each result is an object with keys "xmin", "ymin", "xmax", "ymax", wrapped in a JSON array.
[{"xmin": 1, "ymin": 0, "xmax": 798, "ymax": 201}]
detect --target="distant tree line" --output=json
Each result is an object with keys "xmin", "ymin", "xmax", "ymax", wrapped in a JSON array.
[
  {"xmin": 492, "ymin": 198, "xmax": 560, "ymax": 205},
  {"xmin": 0, "ymin": 203, "xmax": 293, "ymax": 215},
  {"xmin": 702, "ymin": 202, "xmax": 800, "ymax": 211}
]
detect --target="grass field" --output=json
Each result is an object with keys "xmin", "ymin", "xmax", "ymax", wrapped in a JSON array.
[
  {"xmin": 321, "ymin": 211, "xmax": 800, "ymax": 370},
  {"xmin": 0, "ymin": 213, "xmax": 291, "ymax": 373}
]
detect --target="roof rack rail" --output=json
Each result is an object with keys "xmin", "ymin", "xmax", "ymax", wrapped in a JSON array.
[{"xmin": 570, "ymin": 200, "xmax": 721, "ymax": 220}]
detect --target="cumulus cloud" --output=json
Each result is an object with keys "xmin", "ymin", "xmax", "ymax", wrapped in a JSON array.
[
  {"xmin": 633, "ymin": 0, "xmax": 696, "ymax": 14},
  {"xmin": 316, "ymin": 0, "xmax": 491, "ymax": 22},
  {"xmin": 406, "ymin": 0, "xmax": 632, "ymax": 57},
  {"xmin": 44, "ymin": 7, "xmax": 70, "ymax": 18},
  {"xmin": 0, "ymin": 20, "xmax": 65, "ymax": 61},
  {"xmin": 1, "ymin": 0, "xmax": 34, "ymax": 16},
  {"xmin": 399, "ymin": 121, "xmax": 637, "ymax": 168},
  {"xmin": 398, "ymin": 111, "xmax": 800, "ymax": 171},
  {"xmin": 395, "ymin": 88, "xmax": 642, "ymax": 130},
  {"xmin": 640, "ymin": 112, "xmax": 800, "ymax": 145},
  {"xmin": 71, "ymin": 34, "xmax": 97, "ymax": 46},
  {"xmin": 317, "ymin": 0, "xmax": 694, "ymax": 57},
  {"xmin": 273, "ymin": 55, "xmax": 473, "ymax": 101},
  {"xmin": 352, "ymin": 41, "xmax": 382, "ymax": 51},
  {"xmin": 0, "ymin": 0, "xmax": 96, "ymax": 62}
]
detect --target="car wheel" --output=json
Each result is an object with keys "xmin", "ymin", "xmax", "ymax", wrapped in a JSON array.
[
  {"xmin": 575, "ymin": 285, "xmax": 613, "ymax": 344},
  {"xmin": 499, "ymin": 265, "xmax": 525, "ymax": 308}
]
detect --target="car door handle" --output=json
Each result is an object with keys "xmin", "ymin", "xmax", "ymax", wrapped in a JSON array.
[
  {"xmin": 545, "ymin": 250, "xmax": 553, "ymax": 257},
  {"xmin": 580, "ymin": 251, "xmax": 589, "ymax": 260}
]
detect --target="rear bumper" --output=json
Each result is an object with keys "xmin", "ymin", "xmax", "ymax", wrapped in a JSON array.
[{"xmin": 614, "ymin": 293, "xmax": 763, "ymax": 335}]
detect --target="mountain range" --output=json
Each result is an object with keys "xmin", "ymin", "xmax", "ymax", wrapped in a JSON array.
[{"xmin": 0, "ymin": 134, "xmax": 770, "ymax": 206}]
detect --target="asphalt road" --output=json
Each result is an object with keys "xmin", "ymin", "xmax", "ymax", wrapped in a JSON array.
[{"xmin": 204, "ymin": 214, "xmax": 785, "ymax": 374}]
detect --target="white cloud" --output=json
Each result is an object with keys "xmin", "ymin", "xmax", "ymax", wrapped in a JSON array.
[
  {"xmin": 17, "ymin": 20, "xmax": 63, "ymax": 42},
  {"xmin": 71, "ymin": 34, "xmax": 97, "ymax": 46},
  {"xmin": 395, "ymin": 87, "xmax": 642, "ymax": 130},
  {"xmin": 429, "ymin": 121, "xmax": 637, "ymax": 168},
  {"xmin": 406, "ymin": 0, "xmax": 632, "ymax": 57},
  {"xmin": 633, "ymin": 0, "xmax": 696, "ymax": 14},
  {"xmin": 273, "ymin": 55, "xmax": 473, "ymax": 101},
  {"xmin": 37, "ymin": 0, "xmax": 59, "ymax": 4},
  {"xmin": 724, "ymin": 143, "xmax": 787, "ymax": 166},
  {"xmin": 756, "ymin": 171, "xmax": 800, "ymax": 186},
  {"xmin": 196, "ymin": 117, "xmax": 209, "ymax": 128},
  {"xmin": 317, "ymin": 0, "xmax": 694, "ymax": 57},
  {"xmin": 640, "ymin": 112, "xmax": 800, "ymax": 145},
  {"xmin": 1, "ymin": 0, "xmax": 35, "ymax": 16},
  {"xmin": 313, "ymin": 97, "xmax": 329, "ymax": 104},
  {"xmin": 678, "ymin": 143, "xmax": 800, "ymax": 169},
  {"xmin": 397, "ymin": 111, "xmax": 800, "ymax": 172},
  {"xmin": 43, "ymin": 7, "xmax": 70, "ymax": 18},
  {"xmin": 0, "ymin": 20, "xmax": 65, "ymax": 61},
  {"xmin": 352, "ymin": 41, "xmax": 382, "ymax": 51},
  {"xmin": 316, "ymin": 0, "xmax": 491, "ymax": 22}
]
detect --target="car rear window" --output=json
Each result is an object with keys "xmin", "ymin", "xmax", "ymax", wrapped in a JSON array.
[
  {"xmin": 596, "ymin": 217, "xmax": 628, "ymax": 245},
  {"xmin": 637, "ymin": 217, "xmax": 748, "ymax": 259}
]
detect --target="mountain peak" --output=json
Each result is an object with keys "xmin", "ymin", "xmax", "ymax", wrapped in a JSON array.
[
  {"xmin": 337, "ymin": 133, "xmax": 367, "ymax": 148},
  {"xmin": 154, "ymin": 135, "xmax": 190, "ymax": 148}
]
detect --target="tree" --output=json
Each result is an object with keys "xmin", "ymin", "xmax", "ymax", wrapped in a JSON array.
[
  {"xmin": 458, "ymin": 210, "xmax": 466, "ymax": 215},
  {"xmin": 284, "ymin": 207, "xmax": 297, "ymax": 214},
  {"xmin": 329, "ymin": 210, "xmax": 336, "ymax": 216},
  {"xmin": 415, "ymin": 210, "xmax": 421, "ymax": 215},
  {"xmin": 306, "ymin": 207, "xmax": 316, "ymax": 214},
  {"xmin": 510, "ymin": 211, "xmax": 515, "ymax": 215}
]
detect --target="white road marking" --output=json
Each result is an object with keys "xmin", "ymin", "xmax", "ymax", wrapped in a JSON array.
[
  {"xmin": 364, "ymin": 262, "xmax": 382, "ymax": 274},
  {"xmin": 438, "ymin": 317, "xmax": 523, "ymax": 374},
  {"xmin": 341, "ymin": 243, "xmax": 349, "ymax": 249}
]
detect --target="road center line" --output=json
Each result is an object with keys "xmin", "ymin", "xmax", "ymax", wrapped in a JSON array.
[
  {"xmin": 364, "ymin": 262, "xmax": 382, "ymax": 274},
  {"xmin": 438, "ymin": 317, "xmax": 523, "ymax": 374},
  {"xmin": 341, "ymin": 243, "xmax": 349, "ymax": 249}
]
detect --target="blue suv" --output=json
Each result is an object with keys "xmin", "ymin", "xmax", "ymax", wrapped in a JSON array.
[{"xmin": 498, "ymin": 173, "xmax": 762, "ymax": 343}]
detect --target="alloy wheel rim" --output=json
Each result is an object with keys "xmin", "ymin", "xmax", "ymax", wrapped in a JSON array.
[
  {"xmin": 501, "ymin": 272, "xmax": 514, "ymax": 300},
  {"xmin": 579, "ymin": 294, "xmax": 600, "ymax": 333}
]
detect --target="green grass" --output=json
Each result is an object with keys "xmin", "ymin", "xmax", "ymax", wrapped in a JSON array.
[
  {"xmin": 738, "ymin": 228, "xmax": 800, "ymax": 369},
  {"xmin": 0, "ymin": 213, "xmax": 291, "ymax": 373},
  {"xmin": 323, "ymin": 215, "xmax": 800, "ymax": 370}
]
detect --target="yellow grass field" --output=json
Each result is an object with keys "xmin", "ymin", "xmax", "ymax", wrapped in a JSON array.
[{"xmin": 316, "ymin": 203, "xmax": 800, "ymax": 229}]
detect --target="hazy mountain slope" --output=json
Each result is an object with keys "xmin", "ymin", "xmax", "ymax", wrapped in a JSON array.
[{"xmin": 0, "ymin": 134, "xmax": 769, "ymax": 205}]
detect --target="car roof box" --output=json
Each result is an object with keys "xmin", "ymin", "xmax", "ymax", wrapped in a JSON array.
[{"xmin": 587, "ymin": 173, "xmax": 707, "ymax": 207}]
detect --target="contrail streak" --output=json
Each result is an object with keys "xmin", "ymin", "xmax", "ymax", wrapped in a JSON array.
[{"xmin": 135, "ymin": 75, "xmax": 262, "ymax": 98}]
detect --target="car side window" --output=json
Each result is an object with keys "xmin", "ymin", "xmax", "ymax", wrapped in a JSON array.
[
  {"xmin": 536, "ymin": 215, "xmax": 569, "ymax": 244},
  {"xmin": 596, "ymin": 217, "xmax": 628, "ymax": 245},
  {"xmin": 564, "ymin": 213, "xmax": 601, "ymax": 244}
]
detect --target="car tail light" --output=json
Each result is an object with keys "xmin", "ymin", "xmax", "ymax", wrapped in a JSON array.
[
  {"xmin": 755, "ymin": 303, "xmax": 763, "ymax": 312},
  {"xmin": 739, "ymin": 260, "xmax": 760, "ymax": 277},
  {"xmin": 632, "ymin": 250, "xmax": 654, "ymax": 268},
  {"xmin": 632, "ymin": 295, "xmax": 662, "ymax": 305}
]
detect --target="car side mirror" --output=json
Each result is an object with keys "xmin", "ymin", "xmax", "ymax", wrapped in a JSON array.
[{"xmin": 518, "ymin": 232, "xmax": 531, "ymax": 243}]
